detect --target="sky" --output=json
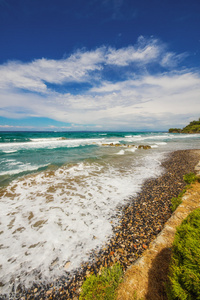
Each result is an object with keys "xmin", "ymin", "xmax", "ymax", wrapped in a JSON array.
[{"xmin": 0, "ymin": 0, "xmax": 200, "ymax": 131}]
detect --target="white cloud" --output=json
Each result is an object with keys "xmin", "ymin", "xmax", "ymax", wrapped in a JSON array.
[
  {"xmin": 161, "ymin": 52, "xmax": 188, "ymax": 68},
  {"xmin": 0, "ymin": 125, "xmax": 14, "ymax": 128},
  {"xmin": 0, "ymin": 47, "xmax": 106, "ymax": 93},
  {"xmin": 0, "ymin": 36, "xmax": 182, "ymax": 93},
  {"xmin": 106, "ymin": 42, "xmax": 160, "ymax": 66},
  {"xmin": 0, "ymin": 124, "xmax": 34, "ymax": 129},
  {"xmin": 0, "ymin": 37, "xmax": 199, "ymax": 130},
  {"xmin": 2, "ymin": 70, "xmax": 199, "ymax": 130}
]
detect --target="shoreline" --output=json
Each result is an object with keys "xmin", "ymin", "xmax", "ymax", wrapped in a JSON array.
[
  {"xmin": 117, "ymin": 151, "xmax": 200, "ymax": 300},
  {"xmin": 2, "ymin": 149, "xmax": 200, "ymax": 300}
]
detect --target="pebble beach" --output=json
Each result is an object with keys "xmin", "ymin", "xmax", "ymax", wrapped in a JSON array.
[{"xmin": 2, "ymin": 149, "xmax": 200, "ymax": 300}]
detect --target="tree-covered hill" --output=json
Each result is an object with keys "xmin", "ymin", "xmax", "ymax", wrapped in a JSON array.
[{"xmin": 169, "ymin": 118, "xmax": 200, "ymax": 133}]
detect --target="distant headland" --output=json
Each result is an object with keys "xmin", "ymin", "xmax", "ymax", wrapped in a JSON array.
[{"xmin": 169, "ymin": 118, "xmax": 200, "ymax": 133}]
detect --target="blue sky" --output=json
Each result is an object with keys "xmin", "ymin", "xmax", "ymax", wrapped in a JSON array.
[{"xmin": 0, "ymin": 0, "xmax": 200, "ymax": 131}]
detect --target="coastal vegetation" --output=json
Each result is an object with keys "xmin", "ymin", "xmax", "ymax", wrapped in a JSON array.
[
  {"xmin": 167, "ymin": 174, "xmax": 200, "ymax": 299},
  {"xmin": 80, "ymin": 172, "xmax": 200, "ymax": 300},
  {"xmin": 170, "ymin": 188, "xmax": 188, "ymax": 212},
  {"xmin": 183, "ymin": 172, "xmax": 200, "ymax": 184},
  {"xmin": 171, "ymin": 172, "xmax": 199, "ymax": 212},
  {"xmin": 166, "ymin": 208, "xmax": 200, "ymax": 300},
  {"xmin": 169, "ymin": 118, "xmax": 200, "ymax": 133},
  {"xmin": 79, "ymin": 263, "xmax": 123, "ymax": 300}
]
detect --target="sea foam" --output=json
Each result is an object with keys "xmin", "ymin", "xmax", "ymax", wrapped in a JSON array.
[{"xmin": 0, "ymin": 151, "xmax": 164, "ymax": 295}]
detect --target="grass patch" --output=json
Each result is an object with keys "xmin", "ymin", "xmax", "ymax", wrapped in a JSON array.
[
  {"xmin": 79, "ymin": 263, "xmax": 123, "ymax": 300},
  {"xmin": 171, "ymin": 173, "xmax": 199, "ymax": 212},
  {"xmin": 171, "ymin": 187, "xmax": 188, "ymax": 212},
  {"xmin": 166, "ymin": 208, "xmax": 200, "ymax": 300},
  {"xmin": 183, "ymin": 172, "xmax": 199, "ymax": 184}
]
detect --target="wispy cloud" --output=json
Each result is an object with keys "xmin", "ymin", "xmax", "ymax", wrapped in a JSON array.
[
  {"xmin": 0, "ymin": 36, "xmax": 199, "ymax": 130},
  {"xmin": 0, "ymin": 37, "xmax": 183, "ymax": 93},
  {"xmin": 0, "ymin": 124, "xmax": 34, "ymax": 129},
  {"xmin": 0, "ymin": 48, "xmax": 105, "ymax": 93}
]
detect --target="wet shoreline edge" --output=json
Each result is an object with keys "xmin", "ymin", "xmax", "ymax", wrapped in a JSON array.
[{"xmin": 2, "ymin": 149, "xmax": 200, "ymax": 300}]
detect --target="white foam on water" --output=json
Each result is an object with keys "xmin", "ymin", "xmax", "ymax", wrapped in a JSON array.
[
  {"xmin": 97, "ymin": 140, "xmax": 121, "ymax": 146},
  {"xmin": 0, "ymin": 137, "xmax": 106, "ymax": 152},
  {"xmin": 30, "ymin": 137, "xmax": 67, "ymax": 142},
  {"xmin": 125, "ymin": 147, "xmax": 137, "ymax": 153},
  {"xmin": 6, "ymin": 161, "xmax": 21, "ymax": 167},
  {"xmin": 125, "ymin": 135, "xmax": 139, "ymax": 138},
  {"xmin": 167, "ymin": 133, "xmax": 200, "ymax": 139},
  {"xmin": 123, "ymin": 133, "xmax": 200, "ymax": 144},
  {"xmin": 155, "ymin": 142, "xmax": 167, "ymax": 145},
  {"xmin": 2, "ymin": 150, "xmax": 18, "ymax": 153},
  {"xmin": 1, "ymin": 159, "xmax": 16, "ymax": 163},
  {"xmin": 116, "ymin": 150, "xmax": 125, "ymax": 155},
  {"xmin": 0, "ymin": 163, "xmax": 48, "ymax": 176},
  {"xmin": 124, "ymin": 135, "xmax": 168, "ymax": 142},
  {"xmin": 0, "ymin": 151, "xmax": 165, "ymax": 295},
  {"xmin": 0, "ymin": 133, "xmax": 198, "ymax": 155}
]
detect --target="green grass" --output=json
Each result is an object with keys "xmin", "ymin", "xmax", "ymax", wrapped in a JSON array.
[
  {"xmin": 80, "ymin": 173, "xmax": 200, "ymax": 300},
  {"xmin": 171, "ymin": 188, "xmax": 188, "ymax": 212},
  {"xmin": 166, "ymin": 208, "xmax": 200, "ymax": 300},
  {"xmin": 171, "ymin": 173, "xmax": 199, "ymax": 212},
  {"xmin": 183, "ymin": 172, "xmax": 199, "ymax": 184},
  {"xmin": 79, "ymin": 263, "xmax": 123, "ymax": 300}
]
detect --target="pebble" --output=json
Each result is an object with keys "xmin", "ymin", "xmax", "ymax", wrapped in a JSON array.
[
  {"xmin": 64, "ymin": 262, "xmax": 71, "ymax": 270},
  {"xmin": 2, "ymin": 150, "xmax": 199, "ymax": 300}
]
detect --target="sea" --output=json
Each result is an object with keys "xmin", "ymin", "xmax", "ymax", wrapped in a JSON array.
[{"xmin": 0, "ymin": 131, "xmax": 200, "ymax": 295}]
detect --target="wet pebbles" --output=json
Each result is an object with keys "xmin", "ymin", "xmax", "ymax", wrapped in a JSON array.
[{"xmin": 2, "ymin": 150, "xmax": 200, "ymax": 300}]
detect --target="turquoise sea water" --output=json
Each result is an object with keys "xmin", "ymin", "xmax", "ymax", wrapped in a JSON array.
[
  {"xmin": 0, "ymin": 131, "xmax": 149, "ymax": 186},
  {"xmin": 0, "ymin": 131, "xmax": 200, "ymax": 295},
  {"xmin": 1, "ymin": 131, "xmax": 200, "ymax": 186}
]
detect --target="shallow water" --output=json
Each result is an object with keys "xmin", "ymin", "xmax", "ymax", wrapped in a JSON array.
[{"xmin": 0, "ymin": 131, "xmax": 200, "ymax": 295}]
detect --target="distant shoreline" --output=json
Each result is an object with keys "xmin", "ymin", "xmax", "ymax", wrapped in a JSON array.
[{"xmin": 169, "ymin": 118, "xmax": 200, "ymax": 133}]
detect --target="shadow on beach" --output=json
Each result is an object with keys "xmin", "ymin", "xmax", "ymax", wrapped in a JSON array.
[{"xmin": 145, "ymin": 247, "xmax": 171, "ymax": 300}]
